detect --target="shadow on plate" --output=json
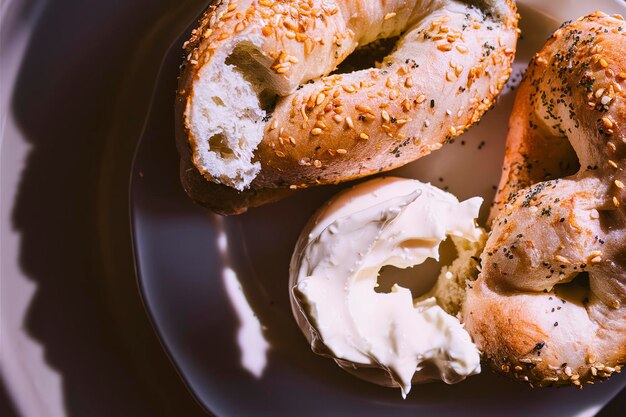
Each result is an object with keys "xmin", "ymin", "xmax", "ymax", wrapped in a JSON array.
[{"xmin": 8, "ymin": 0, "xmax": 209, "ymax": 416}]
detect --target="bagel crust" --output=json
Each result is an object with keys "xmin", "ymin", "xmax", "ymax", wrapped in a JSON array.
[
  {"xmin": 464, "ymin": 12, "xmax": 626, "ymax": 387},
  {"xmin": 176, "ymin": 0, "xmax": 518, "ymax": 213}
]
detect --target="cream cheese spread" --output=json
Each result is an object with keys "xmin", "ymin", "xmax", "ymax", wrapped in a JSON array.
[{"xmin": 290, "ymin": 177, "xmax": 484, "ymax": 397}]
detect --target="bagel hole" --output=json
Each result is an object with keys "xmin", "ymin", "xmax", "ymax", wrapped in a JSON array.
[
  {"xmin": 225, "ymin": 43, "xmax": 278, "ymax": 114},
  {"xmin": 523, "ymin": 131, "xmax": 580, "ymax": 183},
  {"xmin": 330, "ymin": 36, "xmax": 399, "ymax": 75},
  {"xmin": 554, "ymin": 272, "xmax": 591, "ymax": 307},
  {"xmin": 375, "ymin": 237, "xmax": 457, "ymax": 298},
  {"xmin": 598, "ymin": 208, "xmax": 625, "ymax": 234}
]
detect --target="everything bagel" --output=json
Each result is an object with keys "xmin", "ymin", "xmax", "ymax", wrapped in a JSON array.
[
  {"xmin": 464, "ymin": 12, "xmax": 626, "ymax": 387},
  {"xmin": 176, "ymin": 0, "xmax": 518, "ymax": 214}
]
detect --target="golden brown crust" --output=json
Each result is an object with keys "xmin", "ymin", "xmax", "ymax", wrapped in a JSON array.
[
  {"xmin": 464, "ymin": 11, "xmax": 626, "ymax": 387},
  {"xmin": 179, "ymin": 157, "xmax": 292, "ymax": 215},
  {"xmin": 175, "ymin": 0, "xmax": 518, "ymax": 213}
]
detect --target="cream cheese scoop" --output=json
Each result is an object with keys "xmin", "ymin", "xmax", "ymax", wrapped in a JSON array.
[{"xmin": 289, "ymin": 177, "xmax": 485, "ymax": 397}]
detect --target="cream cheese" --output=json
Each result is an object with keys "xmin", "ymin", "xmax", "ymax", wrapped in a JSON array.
[{"xmin": 290, "ymin": 177, "xmax": 484, "ymax": 397}]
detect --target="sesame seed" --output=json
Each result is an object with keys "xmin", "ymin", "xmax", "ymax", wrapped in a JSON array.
[
  {"xmin": 599, "ymin": 58, "xmax": 609, "ymax": 68},
  {"xmin": 314, "ymin": 120, "xmax": 326, "ymax": 129},
  {"xmin": 404, "ymin": 77, "xmax": 413, "ymax": 88},
  {"xmin": 346, "ymin": 117, "xmax": 354, "ymax": 129},
  {"xmin": 416, "ymin": 94, "xmax": 427, "ymax": 104},
  {"xmin": 555, "ymin": 255, "xmax": 570, "ymax": 264},
  {"xmin": 304, "ymin": 38, "xmax": 314, "ymax": 54},
  {"xmin": 595, "ymin": 88, "xmax": 605, "ymax": 98},
  {"xmin": 311, "ymin": 128, "xmax": 322, "ymax": 136},
  {"xmin": 602, "ymin": 117, "xmax": 614, "ymax": 128},
  {"xmin": 601, "ymin": 96, "xmax": 612, "ymax": 105},
  {"xmin": 384, "ymin": 12, "xmax": 396, "ymax": 20},
  {"xmin": 456, "ymin": 44, "xmax": 468, "ymax": 53},
  {"xmin": 275, "ymin": 150, "xmax": 285, "ymax": 157},
  {"xmin": 615, "ymin": 180, "xmax": 624, "ymax": 189},
  {"xmin": 590, "ymin": 209, "xmax": 600, "ymax": 219},
  {"xmin": 336, "ymin": 148, "xmax": 347, "ymax": 154},
  {"xmin": 381, "ymin": 110, "xmax": 390, "ymax": 122},
  {"xmin": 316, "ymin": 93, "xmax": 326, "ymax": 105},
  {"xmin": 355, "ymin": 104, "xmax": 374, "ymax": 114},
  {"xmin": 449, "ymin": 126, "xmax": 457, "ymax": 135},
  {"xmin": 332, "ymin": 114, "xmax": 343, "ymax": 123},
  {"xmin": 359, "ymin": 132, "xmax": 369, "ymax": 140},
  {"xmin": 437, "ymin": 43, "xmax": 452, "ymax": 52},
  {"xmin": 590, "ymin": 256, "xmax": 603, "ymax": 264},
  {"xmin": 617, "ymin": 72, "xmax": 626, "ymax": 81},
  {"xmin": 401, "ymin": 99, "xmax": 411, "ymax": 111},
  {"xmin": 609, "ymin": 160, "xmax": 618, "ymax": 168},
  {"xmin": 613, "ymin": 196, "xmax": 620, "ymax": 207},
  {"xmin": 313, "ymin": 159, "xmax": 322, "ymax": 168},
  {"xmin": 283, "ymin": 19, "xmax": 297, "ymax": 31},
  {"xmin": 342, "ymin": 84, "xmax": 355, "ymax": 93}
]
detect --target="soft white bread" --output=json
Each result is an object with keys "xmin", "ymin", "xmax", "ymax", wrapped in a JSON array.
[
  {"xmin": 463, "ymin": 12, "xmax": 626, "ymax": 387},
  {"xmin": 176, "ymin": 0, "xmax": 518, "ymax": 213}
]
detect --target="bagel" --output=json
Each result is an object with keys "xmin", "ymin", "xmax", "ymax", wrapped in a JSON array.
[
  {"xmin": 463, "ymin": 12, "xmax": 626, "ymax": 387},
  {"xmin": 176, "ymin": 0, "xmax": 518, "ymax": 214}
]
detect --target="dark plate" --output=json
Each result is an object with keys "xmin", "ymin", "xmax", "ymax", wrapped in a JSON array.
[{"xmin": 129, "ymin": 2, "xmax": 626, "ymax": 416}]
